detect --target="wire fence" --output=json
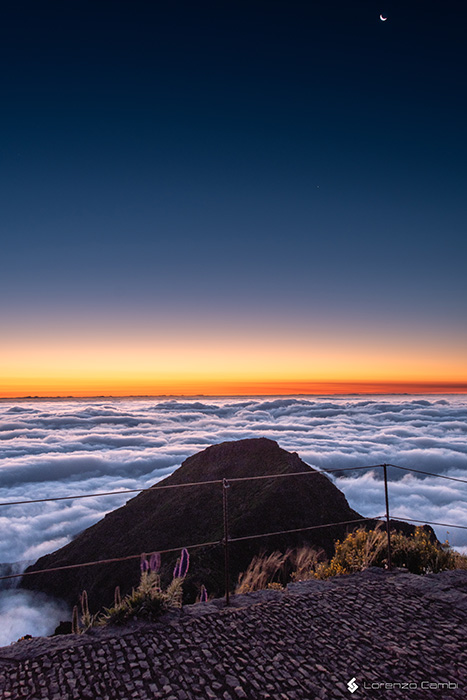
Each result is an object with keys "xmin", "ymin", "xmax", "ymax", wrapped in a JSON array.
[
  {"xmin": 1, "ymin": 463, "xmax": 465, "ymax": 509},
  {"xmin": 0, "ymin": 463, "xmax": 466, "ymax": 601}
]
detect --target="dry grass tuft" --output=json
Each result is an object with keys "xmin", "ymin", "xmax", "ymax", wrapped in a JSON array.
[
  {"xmin": 289, "ymin": 545, "xmax": 325, "ymax": 582},
  {"xmin": 363, "ymin": 523, "xmax": 387, "ymax": 568},
  {"xmin": 236, "ymin": 550, "xmax": 289, "ymax": 594}
]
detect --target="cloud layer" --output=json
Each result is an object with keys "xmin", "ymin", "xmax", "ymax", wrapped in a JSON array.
[
  {"xmin": 0, "ymin": 589, "xmax": 69, "ymax": 647},
  {"xmin": 0, "ymin": 395, "xmax": 466, "ymax": 643}
]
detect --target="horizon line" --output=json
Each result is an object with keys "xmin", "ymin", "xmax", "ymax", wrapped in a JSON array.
[
  {"xmin": 2, "ymin": 381, "xmax": 467, "ymax": 400},
  {"xmin": 2, "ymin": 390, "xmax": 467, "ymax": 401}
]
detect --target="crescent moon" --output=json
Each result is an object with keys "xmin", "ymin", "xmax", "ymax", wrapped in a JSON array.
[{"xmin": 380, "ymin": 14, "xmax": 388, "ymax": 21}]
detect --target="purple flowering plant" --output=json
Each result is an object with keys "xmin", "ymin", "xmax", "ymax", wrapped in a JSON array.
[
  {"xmin": 149, "ymin": 552, "xmax": 161, "ymax": 573},
  {"xmin": 173, "ymin": 548, "xmax": 190, "ymax": 579},
  {"xmin": 98, "ymin": 548, "xmax": 191, "ymax": 626}
]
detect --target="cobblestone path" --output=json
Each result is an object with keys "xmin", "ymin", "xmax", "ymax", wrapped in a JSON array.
[{"xmin": 0, "ymin": 568, "xmax": 465, "ymax": 699}]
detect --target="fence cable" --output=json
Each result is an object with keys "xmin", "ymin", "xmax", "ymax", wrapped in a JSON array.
[
  {"xmin": 386, "ymin": 464, "xmax": 467, "ymax": 484},
  {"xmin": 0, "ymin": 539, "xmax": 221, "ymax": 582},
  {"xmin": 2, "ymin": 513, "xmax": 466, "ymax": 583},
  {"xmin": 389, "ymin": 516, "xmax": 467, "ymax": 531},
  {"xmin": 0, "ymin": 478, "xmax": 225, "ymax": 508},
  {"xmin": 228, "ymin": 516, "xmax": 383, "ymax": 544},
  {"xmin": 0, "ymin": 516, "xmax": 385, "ymax": 582},
  {"xmin": 0, "ymin": 461, "xmax": 465, "ymax": 582},
  {"xmin": 1, "ymin": 463, "xmax": 465, "ymax": 509}
]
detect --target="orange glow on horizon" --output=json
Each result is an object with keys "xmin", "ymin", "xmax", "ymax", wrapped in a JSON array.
[
  {"xmin": 1, "ymin": 380, "xmax": 466, "ymax": 399},
  {"xmin": 2, "ymin": 319, "xmax": 466, "ymax": 398}
]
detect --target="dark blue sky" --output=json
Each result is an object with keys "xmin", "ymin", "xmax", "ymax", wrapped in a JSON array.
[{"xmin": 1, "ymin": 1, "xmax": 466, "ymax": 392}]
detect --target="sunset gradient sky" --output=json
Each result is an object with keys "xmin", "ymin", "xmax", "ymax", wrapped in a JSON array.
[{"xmin": 1, "ymin": 1, "xmax": 466, "ymax": 396}]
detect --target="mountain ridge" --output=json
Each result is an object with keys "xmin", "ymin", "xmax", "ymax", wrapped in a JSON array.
[{"xmin": 22, "ymin": 438, "xmax": 420, "ymax": 610}]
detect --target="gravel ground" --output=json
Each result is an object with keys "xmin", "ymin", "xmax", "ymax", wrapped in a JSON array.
[{"xmin": 0, "ymin": 568, "xmax": 465, "ymax": 699}]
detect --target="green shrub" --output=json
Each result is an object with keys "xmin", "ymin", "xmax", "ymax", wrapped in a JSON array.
[
  {"xmin": 98, "ymin": 571, "xmax": 184, "ymax": 626},
  {"xmin": 98, "ymin": 550, "xmax": 189, "ymax": 625}
]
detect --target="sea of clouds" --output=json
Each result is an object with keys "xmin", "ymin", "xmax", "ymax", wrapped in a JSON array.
[{"xmin": 0, "ymin": 395, "xmax": 466, "ymax": 645}]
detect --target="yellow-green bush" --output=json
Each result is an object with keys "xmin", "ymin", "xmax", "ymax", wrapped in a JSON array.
[
  {"xmin": 313, "ymin": 526, "xmax": 457, "ymax": 579},
  {"xmin": 390, "ymin": 528, "xmax": 455, "ymax": 575},
  {"xmin": 236, "ymin": 526, "xmax": 465, "ymax": 589}
]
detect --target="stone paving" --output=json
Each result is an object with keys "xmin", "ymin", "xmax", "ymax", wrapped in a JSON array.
[{"xmin": 0, "ymin": 568, "xmax": 466, "ymax": 700}]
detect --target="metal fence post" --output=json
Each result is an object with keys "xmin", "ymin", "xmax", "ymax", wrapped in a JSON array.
[
  {"xmin": 382, "ymin": 464, "xmax": 392, "ymax": 570},
  {"xmin": 222, "ymin": 478, "xmax": 231, "ymax": 605}
]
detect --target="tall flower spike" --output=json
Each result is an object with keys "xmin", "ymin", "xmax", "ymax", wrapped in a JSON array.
[
  {"xmin": 114, "ymin": 585, "xmax": 121, "ymax": 607},
  {"xmin": 72, "ymin": 605, "xmax": 80, "ymax": 635},
  {"xmin": 140, "ymin": 554, "xmax": 149, "ymax": 572},
  {"xmin": 173, "ymin": 558, "xmax": 180, "ymax": 579},
  {"xmin": 200, "ymin": 584, "xmax": 208, "ymax": 603},
  {"xmin": 149, "ymin": 552, "xmax": 161, "ymax": 573},
  {"xmin": 80, "ymin": 590, "xmax": 89, "ymax": 616},
  {"xmin": 179, "ymin": 548, "xmax": 190, "ymax": 578}
]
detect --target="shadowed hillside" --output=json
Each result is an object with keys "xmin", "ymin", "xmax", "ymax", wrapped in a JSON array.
[{"xmin": 22, "ymin": 438, "xmax": 418, "ymax": 611}]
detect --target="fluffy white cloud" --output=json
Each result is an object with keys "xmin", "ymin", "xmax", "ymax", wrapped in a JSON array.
[
  {"xmin": 0, "ymin": 590, "xmax": 69, "ymax": 646},
  {"xmin": 0, "ymin": 395, "xmax": 466, "ymax": 644},
  {"xmin": 0, "ymin": 395, "xmax": 466, "ymax": 561}
]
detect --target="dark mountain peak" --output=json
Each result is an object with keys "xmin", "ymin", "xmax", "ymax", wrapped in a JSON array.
[
  {"xmin": 166, "ymin": 437, "xmax": 307, "ymax": 484},
  {"xmin": 22, "ymin": 439, "xmax": 366, "ymax": 609}
]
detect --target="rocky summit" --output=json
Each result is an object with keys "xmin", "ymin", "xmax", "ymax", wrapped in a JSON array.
[{"xmin": 22, "ymin": 438, "xmax": 409, "ymax": 612}]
